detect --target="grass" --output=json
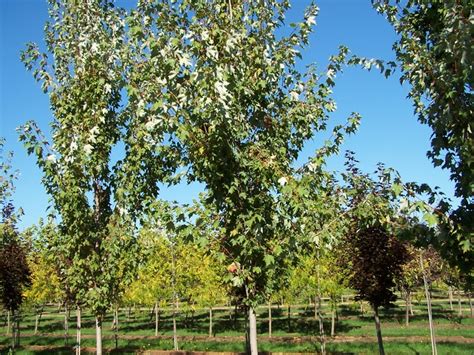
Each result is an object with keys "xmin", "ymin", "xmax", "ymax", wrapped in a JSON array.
[{"xmin": 1, "ymin": 295, "xmax": 472, "ymax": 353}]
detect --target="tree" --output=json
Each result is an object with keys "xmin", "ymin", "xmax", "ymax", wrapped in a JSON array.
[
  {"xmin": 337, "ymin": 153, "xmax": 412, "ymax": 355},
  {"xmin": 372, "ymin": 0, "xmax": 473, "ymax": 279},
  {"xmin": 0, "ymin": 138, "xmax": 31, "ymax": 349},
  {"xmin": 128, "ymin": 1, "xmax": 360, "ymax": 352},
  {"xmin": 373, "ymin": 0, "xmax": 473, "ymax": 205},
  {"xmin": 23, "ymin": 223, "xmax": 63, "ymax": 335},
  {"xmin": 19, "ymin": 1, "xmax": 178, "ymax": 353},
  {"xmin": 395, "ymin": 245, "xmax": 422, "ymax": 326},
  {"xmin": 339, "ymin": 225, "xmax": 407, "ymax": 355}
]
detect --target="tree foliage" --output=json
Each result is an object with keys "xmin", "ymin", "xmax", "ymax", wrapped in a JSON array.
[
  {"xmin": 373, "ymin": 0, "xmax": 473, "ymax": 205},
  {"xmin": 0, "ymin": 139, "xmax": 31, "ymax": 312},
  {"xmin": 339, "ymin": 225, "xmax": 408, "ymax": 309},
  {"xmin": 18, "ymin": 0, "xmax": 171, "ymax": 320},
  {"xmin": 373, "ymin": 1, "xmax": 473, "ymax": 279}
]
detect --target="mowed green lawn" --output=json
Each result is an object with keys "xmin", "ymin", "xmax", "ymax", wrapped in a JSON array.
[{"xmin": 1, "ymin": 294, "xmax": 473, "ymax": 354}]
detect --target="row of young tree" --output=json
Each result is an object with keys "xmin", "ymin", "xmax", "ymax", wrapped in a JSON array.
[
  {"xmin": 3, "ymin": 141, "xmax": 472, "ymax": 354},
  {"xmin": 1, "ymin": 0, "xmax": 472, "ymax": 354}
]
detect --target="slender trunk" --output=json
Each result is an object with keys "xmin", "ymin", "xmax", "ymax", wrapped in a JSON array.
[
  {"xmin": 171, "ymin": 240, "xmax": 179, "ymax": 351},
  {"xmin": 34, "ymin": 313, "xmax": 39, "ymax": 335},
  {"xmin": 76, "ymin": 306, "xmax": 81, "ymax": 355},
  {"xmin": 331, "ymin": 308, "xmax": 335, "ymax": 337},
  {"xmin": 315, "ymin": 248, "xmax": 326, "ymax": 355},
  {"xmin": 209, "ymin": 307, "xmax": 213, "ymax": 337},
  {"xmin": 420, "ymin": 253, "xmax": 437, "ymax": 355},
  {"xmin": 268, "ymin": 302, "xmax": 272, "ymax": 338},
  {"xmin": 64, "ymin": 306, "xmax": 69, "ymax": 345},
  {"xmin": 149, "ymin": 305, "xmax": 155, "ymax": 323},
  {"xmin": 448, "ymin": 287, "xmax": 453, "ymax": 311},
  {"xmin": 316, "ymin": 297, "xmax": 326, "ymax": 354},
  {"xmin": 11, "ymin": 310, "xmax": 15, "ymax": 350},
  {"xmin": 96, "ymin": 316, "xmax": 103, "ymax": 355},
  {"xmin": 13, "ymin": 309, "xmax": 20, "ymax": 347},
  {"xmin": 6, "ymin": 309, "xmax": 10, "ymax": 336},
  {"xmin": 155, "ymin": 302, "xmax": 159, "ymax": 336},
  {"xmin": 114, "ymin": 306, "xmax": 118, "ymax": 349},
  {"xmin": 405, "ymin": 291, "xmax": 410, "ymax": 326},
  {"xmin": 374, "ymin": 307, "xmax": 385, "ymax": 355},
  {"xmin": 248, "ymin": 306, "xmax": 258, "ymax": 355},
  {"xmin": 409, "ymin": 296, "xmax": 414, "ymax": 316},
  {"xmin": 457, "ymin": 290, "xmax": 462, "ymax": 316},
  {"xmin": 172, "ymin": 307, "xmax": 178, "ymax": 351},
  {"xmin": 314, "ymin": 295, "xmax": 318, "ymax": 320},
  {"xmin": 111, "ymin": 308, "xmax": 116, "ymax": 329},
  {"xmin": 469, "ymin": 292, "xmax": 473, "ymax": 317},
  {"xmin": 287, "ymin": 304, "xmax": 291, "ymax": 332}
]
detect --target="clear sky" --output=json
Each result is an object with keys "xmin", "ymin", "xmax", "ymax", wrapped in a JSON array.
[{"xmin": 1, "ymin": 0, "xmax": 456, "ymax": 230}]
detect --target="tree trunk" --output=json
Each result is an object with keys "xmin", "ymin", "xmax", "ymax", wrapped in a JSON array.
[
  {"xmin": 448, "ymin": 287, "xmax": 453, "ymax": 311},
  {"xmin": 420, "ymin": 253, "xmax": 437, "ymax": 355},
  {"xmin": 316, "ymin": 296, "xmax": 326, "ymax": 355},
  {"xmin": 6, "ymin": 309, "xmax": 10, "ymax": 336},
  {"xmin": 64, "ymin": 306, "xmax": 69, "ymax": 345},
  {"xmin": 155, "ymin": 302, "xmax": 159, "ymax": 336},
  {"xmin": 373, "ymin": 307, "xmax": 385, "ymax": 355},
  {"xmin": 469, "ymin": 292, "xmax": 473, "ymax": 317},
  {"xmin": 209, "ymin": 307, "xmax": 213, "ymax": 337},
  {"xmin": 409, "ymin": 296, "xmax": 414, "ymax": 316},
  {"xmin": 171, "ymin": 240, "xmax": 179, "ymax": 351},
  {"xmin": 17, "ymin": 310, "xmax": 20, "ymax": 347},
  {"xmin": 287, "ymin": 304, "xmax": 291, "ymax": 332},
  {"xmin": 314, "ymin": 295, "xmax": 318, "ymax": 320},
  {"xmin": 331, "ymin": 308, "xmax": 336, "ymax": 337},
  {"xmin": 96, "ymin": 316, "xmax": 103, "ymax": 355},
  {"xmin": 405, "ymin": 291, "xmax": 410, "ymax": 326},
  {"xmin": 34, "ymin": 313, "xmax": 39, "ymax": 335},
  {"xmin": 172, "ymin": 308, "xmax": 178, "ymax": 351},
  {"xmin": 114, "ymin": 306, "xmax": 118, "ymax": 349},
  {"xmin": 457, "ymin": 290, "xmax": 462, "ymax": 316},
  {"xmin": 233, "ymin": 304, "xmax": 238, "ymax": 329},
  {"xmin": 268, "ymin": 302, "xmax": 272, "ymax": 338},
  {"xmin": 76, "ymin": 306, "xmax": 81, "ymax": 355},
  {"xmin": 248, "ymin": 306, "xmax": 258, "ymax": 355},
  {"xmin": 11, "ymin": 310, "xmax": 15, "ymax": 350}
]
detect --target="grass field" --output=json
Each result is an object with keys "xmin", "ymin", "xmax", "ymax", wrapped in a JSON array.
[{"xmin": 1, "ymin": 293, "xmax": 473, "ymax": 354}]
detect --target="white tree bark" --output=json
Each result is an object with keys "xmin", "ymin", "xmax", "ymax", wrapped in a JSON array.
[
  {"xmin": 420, "ymin": 253, "xmax": 437, "ymax": 355},
  {"xmin": 76, "ymin": 306, "xmax": 81, "ymax": 355},
  {"xmin": 6, "ymin": 309, "xmax": 10, "ymax": 336},
  {"xmin": 457, "ymin": 290, "xmax": 463, "ymax": 316},
  {"xmin": 209, "ymin": 307, "xmax": 213, "ymax": 337},
  {"xmin": 448, "ymin": 287, "xmax": 453, "ymax": 311},
  {"xmin": 268, "ymin": 302, "xmax": 272, "ymax": 338},
  {"xmin": 96, "ymin": 316, "xmax": 102, "ymax": 355},
  {"xmin": 248, "ymin": 306, "xmax": 258, "ymax": 355},
  {"xmin": 155, "ymin": 302, "xmax": 159, "ymax": 336}
]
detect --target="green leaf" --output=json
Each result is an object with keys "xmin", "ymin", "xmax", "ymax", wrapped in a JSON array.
[{"xmin": 423, "ymin": 213, "xmax": 438, "ymax": 227}]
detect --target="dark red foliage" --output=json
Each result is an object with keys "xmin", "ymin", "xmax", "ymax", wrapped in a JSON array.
[
  {"xmin": 0, "ymin": 226, "xmax": 31, "ymax": 312},
  {"xmin": 339, "ymin": 225, "xmax": 408, "ymax": 309}
]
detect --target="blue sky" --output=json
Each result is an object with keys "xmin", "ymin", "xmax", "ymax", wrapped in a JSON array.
[{"xmin": 1, "ymin": 0, "xmax": 456, "ymax": 230}]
